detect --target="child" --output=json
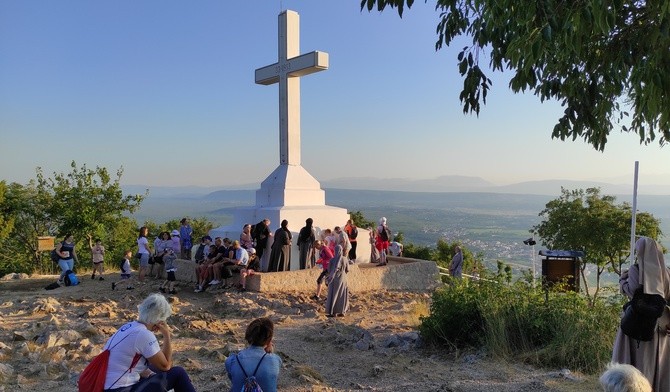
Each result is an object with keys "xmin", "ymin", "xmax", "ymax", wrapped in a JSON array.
[
  {"xmin": 312, "ymin": 240, "xmax": 333, "ymax": 300},
  {"xmin": 89, "ymin": 237, "xmax": 105, "ymax": 280},
  {"xmin": 159, "ymin": 248, "xmax": 178, "ymax": 294},
  {"xmin": 112, "ymin": 250, "xmax": 134, "ymax": 290}
]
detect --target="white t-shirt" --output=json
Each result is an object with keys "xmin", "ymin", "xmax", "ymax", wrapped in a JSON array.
[
  {"xmin": 389, "ymin": 241, "xmax": 403, "ymax": 256},
  {"xmin": 137, "ymin": 237, "xmax": 150, "ymax": 254},
  {"xmin": 103, "ymin": 321, "xmax": 161, "ymax": 389}
]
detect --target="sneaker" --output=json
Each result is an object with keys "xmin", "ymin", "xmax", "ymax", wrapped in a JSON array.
[
  {"xmin": 194, "ymin": 286, "xmax": 203, "ymax": 293},
  {"xmin": 310, "ymin": 295, "xmax": 320, "ymax": 301},
  {"xmin": 209, "ymin": 280, "xmax": 221, "ymax": 285},
  {"xmin": 91, "ymin": 274, "xmax": 95, "ymax": 280},
  {"xmin": 99, "ymin": 276, "xmax": 104, "ymax": 281},
  {"xmin": 111, "ymin": 282, "xmax": 116, "ymax": 290}
]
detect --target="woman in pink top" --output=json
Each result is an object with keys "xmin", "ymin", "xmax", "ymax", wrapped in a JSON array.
[{"xmin": 312, "ymin": 240, "xmax": 334, "ymax": 300}]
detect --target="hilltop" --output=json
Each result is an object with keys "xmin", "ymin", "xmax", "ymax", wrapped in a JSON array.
[{"xmin": 0, "ymin": 273, "xmax": 601, "ymax": 391}]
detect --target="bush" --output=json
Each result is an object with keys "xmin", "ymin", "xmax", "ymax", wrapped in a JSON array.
[{"xmin": 420, "ymin": 279, "xmax": 622, "ymax": 373}]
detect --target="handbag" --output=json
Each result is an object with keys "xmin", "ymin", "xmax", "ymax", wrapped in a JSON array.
[{"xmin": 620, "ymin": 287, "xmax": 666, "ymax": 341}]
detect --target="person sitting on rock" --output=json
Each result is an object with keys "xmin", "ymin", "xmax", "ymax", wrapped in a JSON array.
[
  {"xmin": 221, "ymin": 240, "xmax": 249, "ymax": 289},
  {"xmin": 209, "ymin": 237, "xmax": 234, "ymax": 286},
  {"xmin": 195, "ymin": 238, "xmax": 224, "ymax": 293},
  {"xmin": 239, "ymin": 248, "xmax": 259, "ymax": 292},
  {"xmin": 97, "ymin": 293, "xmax": 196, "ymax": 392}
]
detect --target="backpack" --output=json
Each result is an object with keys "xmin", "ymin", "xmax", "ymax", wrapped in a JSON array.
[
  {"xmin": 50, "ymin": 242, "xmax": 64, "ymax": 263},
  {"xmin": 349, "ymin": 227, "xmax": 358, "ymax": 240},
  {"xmin": 64, "ymin": 270, "xmax": 79, "ymax": 286},
  {"xmin": 78, "ymin": 332, "xmax": 141, "ymax": 392},
  {"xmin": 620, "ymin": 286, "xmax": 667, "ymax": 342},
  {"xmin": 379, "ymin": 226, "xmax": 391, "ymax": 242},
  {"xmin": 50, "ymin": 248, "xmax": 60, "ymax": 263},
  {"xmin": 235, "ymin": 353, "xmax": 267, "ymax": 392}
]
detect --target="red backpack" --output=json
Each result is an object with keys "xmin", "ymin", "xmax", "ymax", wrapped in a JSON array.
[{"xmin": 78, "ymin": 332, "xmax": 141, "ymax": 392}]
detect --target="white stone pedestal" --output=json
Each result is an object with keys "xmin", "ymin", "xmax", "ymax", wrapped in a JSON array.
[{"xmin": 210, "ymin": 165, "xmax": 370, "ymax": 270}]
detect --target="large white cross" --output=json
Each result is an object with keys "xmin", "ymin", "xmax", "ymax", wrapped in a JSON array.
[{"xmin": 255, "ymin": 10, "xmax": 329, "ymax": 166}]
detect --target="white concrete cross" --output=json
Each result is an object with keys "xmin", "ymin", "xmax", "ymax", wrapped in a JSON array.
[{"xmin": 255, "ymin": 10, "xmax": 329, "ymax": 166}]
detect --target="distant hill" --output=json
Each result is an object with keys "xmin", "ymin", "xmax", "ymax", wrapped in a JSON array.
[
  {"xmin": 322, "ymin": 176, "xmax": 670, "ymax": 196},
  {"xmin": 322, "ymin": 175, "xmax": 495, "ymax": 193},
  {"xmin": 123, "ymin": 174, "xmax": 670, "ymax": 198}
]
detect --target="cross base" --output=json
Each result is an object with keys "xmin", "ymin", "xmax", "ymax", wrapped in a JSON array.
[
  {"xmin": 209, "ymin": 203, "xmax": 356, "ymax": 270},
  {"xmin": 255, "ymin": 164, "xmax": 326, "ymax": 207}
]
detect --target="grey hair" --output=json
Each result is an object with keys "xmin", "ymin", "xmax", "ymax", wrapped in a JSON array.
[
  {"xmin": 599, "ymin": 363, "xmax": 651, "ymax": 392},
  {"xmin": 137, "ymin": 294, "xmax": 172, "ymax": 325},
  {"xmin": 379, "ymin": 217, "xmax": 387, "ymax": 225}
]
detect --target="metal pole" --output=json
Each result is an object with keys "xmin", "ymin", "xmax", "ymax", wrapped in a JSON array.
[
  {"xmin": 532, "ymin": 237, "xmax": 536, "ymax": 282},
  {"xmin": 629, "ymin": 161, "xmax": 639, "ymax": 264}
]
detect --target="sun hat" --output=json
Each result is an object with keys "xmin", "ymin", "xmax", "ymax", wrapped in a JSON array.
[{"xmin": 171, "ymin": 230, "xmax": 180, "ymax": 236}]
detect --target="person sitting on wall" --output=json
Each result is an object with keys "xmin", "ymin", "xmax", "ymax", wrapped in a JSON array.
[{"xmin": 239, "ymin": 248, "xmax": 259, "ymax": 292}]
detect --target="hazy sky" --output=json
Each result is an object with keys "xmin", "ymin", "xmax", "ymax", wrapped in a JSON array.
[{"xmin": 1, "ymin": 1, "xmax": 668, "ymax": 189}]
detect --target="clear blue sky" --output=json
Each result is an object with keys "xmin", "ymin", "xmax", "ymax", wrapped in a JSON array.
[{"xmin": 1, "ymin": 0, "xmax": 668, "ymax": 190}]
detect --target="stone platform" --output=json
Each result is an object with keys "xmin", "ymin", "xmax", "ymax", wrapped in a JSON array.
[{"xmin": 171, "ymin": 256, "xmax": 440, "ymax": 293}]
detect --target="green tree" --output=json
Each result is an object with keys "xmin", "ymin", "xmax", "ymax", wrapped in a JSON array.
[
  {"xmin": 41, "ymin": 161, "xmax": 145, "ymax": 242},
  {"xmin": 534, "ymin": 187, "xmax": 662, "ymax": 302},
  {"xmin": 403, "ymin": 243, "xmax": 434, "ymax": 260},
  {"xmin": 361, "ymin": 0, "xmax": 670, "ymax": 150},
  {"xmin": 0, "ymin": 163, "xmax": 146, "ymax": 275},
  {"xmin": 151, "ymin": 217, "xmax": 215, "ymax": 245},
  {"xmin": 0, "ymin": 181, "xmax": 15, "ymax": 245},
  {"xmin": 1, "ymin": 181, "xmax": 57, "ymax": 274},
  {"xmin": 349, "ymin": 210, "xmax": 375, "ymax": 230},
  {"xmin": 435, "ymin": 239, "xmax": 483, "ymax": 276}
]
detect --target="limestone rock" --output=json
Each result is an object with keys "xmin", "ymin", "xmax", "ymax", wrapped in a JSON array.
[
  {"xmin": 1, "ymin": 273, "xmax": 29, "ymax": 280},
  {"xmin": 0, "ymin": 363, "xmax": 13, "ymax": 383},
  {"xmin": 37, "ymin": 329, "xmax": 82, "ymax": 348}
]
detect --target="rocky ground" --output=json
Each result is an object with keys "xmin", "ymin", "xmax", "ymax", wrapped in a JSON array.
[{"xmin": 0, "ymin": 272, "xmax": 603, "ymax": 391}]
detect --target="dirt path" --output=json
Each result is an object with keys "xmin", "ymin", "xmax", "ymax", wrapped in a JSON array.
[{"xmin": 0, "ymin": 273, "xmax": 601, "ymax": 391}]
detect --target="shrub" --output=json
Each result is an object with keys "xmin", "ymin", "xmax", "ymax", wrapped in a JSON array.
[{"xmin": 420, "ymin": 279, "xmax": 622, "ymax": 373}]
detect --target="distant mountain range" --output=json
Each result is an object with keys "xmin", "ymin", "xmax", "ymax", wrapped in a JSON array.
[{"xmin": 124, "ymin": 175, "xmax": 670, "ymax": 198}]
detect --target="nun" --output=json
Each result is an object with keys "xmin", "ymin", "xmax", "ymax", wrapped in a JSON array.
[{"xmin": 612, "ymin": 236, "xmax": 670, "ymax": 391}]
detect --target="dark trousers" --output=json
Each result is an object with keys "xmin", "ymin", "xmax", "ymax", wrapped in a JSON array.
[
  {"xmin": 105, "ymin": 366, "xmax": 195, "ymax": 392},
  {"xmin": 348, "ymin": 241, "xmax": 357, "ymax": 260}
]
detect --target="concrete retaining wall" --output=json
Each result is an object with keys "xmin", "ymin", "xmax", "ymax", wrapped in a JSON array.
[{"xmin": 172, "ymin": 256, "xmax": 440, "ymax": 293}]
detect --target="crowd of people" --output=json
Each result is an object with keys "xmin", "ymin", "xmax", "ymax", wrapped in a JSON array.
[{"xmin": 185, "ymin": 217, "xmax": 367, "ymax": 317}]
